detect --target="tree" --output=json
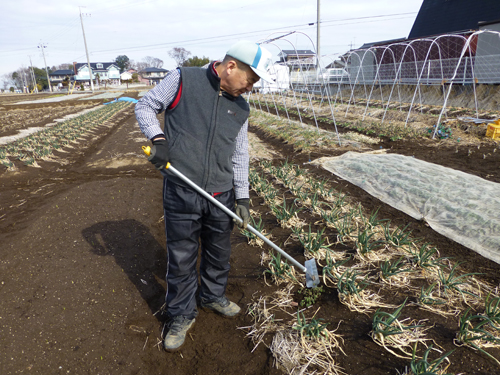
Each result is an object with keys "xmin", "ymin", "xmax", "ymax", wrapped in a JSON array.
[
  {"xmin": 168, "ymin": 47, "xmax": 191, "ymax": 67},
  {"xmin": 133, "ymin": 61, "xmax": 148, "ymax": 71},
  {"xmin": 33, "ymin": 67, "xmax": 49, "ymax": 90},
  {"xmin": 182, "ymin": 56, "xmax": 210, "ymax": 67},
  {"xmin": 56, "ymin": 63, "xmax": 72, "ymax": 70},
  {"xmin": 115, "ymin": 55, "xmax": 130, "ymax": 73},
  {"xmin": 122, "ymin": 78, "xmax": 132, "ymax": 89},
  {"xmin": 143, "ymin": 56, "xmax": 164, "ymax": 69},
  {"xmin": 1, "ymin": 73, "xmax": 13, "ymax": 90}
]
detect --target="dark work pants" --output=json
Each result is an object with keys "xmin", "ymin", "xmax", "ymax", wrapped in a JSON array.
[{"xmin": 163, "ymin": 177, "xmax": 235, "ymax": 320}]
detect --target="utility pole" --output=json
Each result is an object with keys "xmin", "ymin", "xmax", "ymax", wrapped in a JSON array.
[
  {"xmin": 28, "ymin": 55, "xmax": 38, "ymax": 93},
  {"xmin": 38, "ymin": 42, "xmax": 52, "ymax": 92},
  {"xmin": 79, "ymin": 7, "xmax": 95, "ymax": 93},
  {"xmin": 22, "ymin": 71, "xmax": 28, "ymax": 93},
  {"xmin": 317, "ymin": 0, "xmax": 321, "ymax": 70}
]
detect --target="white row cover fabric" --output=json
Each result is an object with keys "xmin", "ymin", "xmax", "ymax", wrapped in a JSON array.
[{"xmin": 313, "ymin": 152, "xmax": 500, "ymax": 264}]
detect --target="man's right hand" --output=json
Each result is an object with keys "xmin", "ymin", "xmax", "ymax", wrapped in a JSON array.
[{"xmin": 148, "ymin": 139, "xmax": 170, "ymax": 170}]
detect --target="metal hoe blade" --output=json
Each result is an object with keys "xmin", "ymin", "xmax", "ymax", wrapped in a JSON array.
[{"xmin": 305, "ymin": 259, "xmax": 320, "ymax": 288}]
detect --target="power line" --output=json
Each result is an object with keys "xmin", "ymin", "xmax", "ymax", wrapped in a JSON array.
[
  {"xmin": 1, "ymin": 9, "xmax": 419, "ymax": 72},
  {"xmin": 88, "ymin": 12, "xmax": 417, "ymax": 55},
  {"xmin": 316, "ymin": 12, "xmax": 417, "ymax": 26}
]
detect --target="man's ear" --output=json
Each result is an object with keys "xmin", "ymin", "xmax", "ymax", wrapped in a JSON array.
[{"xmin": 226, "ymin": 60, "xmax": 238, "ymax": 75}]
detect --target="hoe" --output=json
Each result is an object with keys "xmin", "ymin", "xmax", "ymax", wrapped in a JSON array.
[{"xmin": 142, "ymin": 146, "xmax": 319, "ymax": 288}]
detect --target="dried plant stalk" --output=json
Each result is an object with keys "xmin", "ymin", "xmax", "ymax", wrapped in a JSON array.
[
  {"xmin": 339, "ymin": 289, "xmax": 397, "ymax": 314},
  {"xmin": 270, "ymin": 327, "xmax": 346, "ymax": 375}
]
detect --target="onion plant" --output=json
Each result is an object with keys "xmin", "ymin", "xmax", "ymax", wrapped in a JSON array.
[
  {"xmin": 371, "ymin": 299, "xmax": 428, "ymax": 358},
  {"xmin": 418, "ymin": 283, "xmax": 447, "ymax": 307},
  {"xmin": 380, "ymin": 257, "xmax": 413, "ymax": 279},
  {"xmin": 484, "ymin": 293, "xmax": 500, "ymax": 329},
  {"xmin": 271, "ymin": 196, "xmax": 302, "ymax": 223},
  {"xmin": 298, "ymin": 225, "xmax": 331, "ymax": 256},
  {"xmin": 320, "ymin": 206, "xmax": 344, "ymax": 227},
  {"xmin": 362, "ymin": 207, "xmax": 389, "ymax": 230},
  {"xmin": 322, "ymin": 252, "xmax": 352, "ymax": 282},
  {"xmin": 293, "ymin": 311, "xmax": 329, "ymax": 340},
  {"xmin": 240, "ymin": 214, "xmax": 267, "ymax": 247},
  {"xmin": 383, "ymin": 222, "xmax": 413, "ymax": 248},
  {"xmin": 264, "ymin": 250, "xmax": 294, "ymax": 283},
  {"xmin": 336, "ymin": 268, "xmax": 369, "ymax": 297},
  {"xmin": 356, "ymin": 227, "xmax": 383, "ymax": 256},
  {"xmin": 437, "ymin": 262, "xmax": 481, "ymax": 299},
  {"xmin": 1, "ymin": 102, "xmax": 131, "ymax": 169},
  {"xmin": 407, "ymin": 243, "xmax": 442, "ymax": 270},
  {"xmin": 404, "ymin": 344, "xmax": 453, "ymax": 375},
  {"xmin": 333, "ymin": 210, "xmax": 356, "ymax": 243},
  {"xmin": 331, "ymin": 189, "xmax": 347, "ymax": 209},
  {"xmin": 456, "ymin": 308, "xmax": 500, "ymax": 365}
]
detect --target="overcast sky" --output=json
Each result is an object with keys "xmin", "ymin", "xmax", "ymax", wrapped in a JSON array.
[{"xmin": 1, "ymin": 0, "xmax": 423, "ymax": 81}]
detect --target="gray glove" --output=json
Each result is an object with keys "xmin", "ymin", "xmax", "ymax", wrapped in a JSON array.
[{"xmin": 234, "ymin": 199, "xmax": 250, "ymax": 229}]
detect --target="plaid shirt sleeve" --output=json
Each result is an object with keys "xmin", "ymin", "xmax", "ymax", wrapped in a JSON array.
[
  {"xmin": 134, "ymin": 69, "xmax": 181, "ymax": 140},
  {"xmin": 232, "ymin": 119, "xmax": 250, "ymax": 200}
]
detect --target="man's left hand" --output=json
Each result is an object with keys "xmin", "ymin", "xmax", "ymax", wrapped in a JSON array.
[
  {"xmin": 234, "ymin": 199, "xmax": 250, "ymax": 229},
  {"xmin": 148, "ymin": 139, "xmax": 169, "ymax": 170}
]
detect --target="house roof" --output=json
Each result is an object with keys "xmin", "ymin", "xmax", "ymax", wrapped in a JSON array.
[
  {"xmin": 49, "ymin": 69, "xmax": 74, "ymax": 76},
  {"xmin": 409, "ymin": 0, "xmax": 500, "ymax": 39},
  {"xmin": 74, "ymin": 62, "xmax": 119, "ymax": 72},
  {"xmin": 359, "ymin": 37, "xmax": 407, "ymax": 50},
  {"xmin": 278, "ymin": 50, "xmax": 315, "ymax": 57},
  {"xmin": 139, "ymin": 67, "xmax": 169, "ymax": 73}
]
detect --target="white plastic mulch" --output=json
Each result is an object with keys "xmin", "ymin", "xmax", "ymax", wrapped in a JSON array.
[
  {"xmin": 138, "ymin": 90, "xmax": 149, "ymax": 97},
  {"xmin": 14, "ymin": 94, "xmax": 92, "ymax": 104},
  {"xmin": 79, "ymin": 92, "xmax": 124, "ymax": 100},
  {"xmin": 312, "ymin": 152, "xmax": 500, "ymax": 264}
]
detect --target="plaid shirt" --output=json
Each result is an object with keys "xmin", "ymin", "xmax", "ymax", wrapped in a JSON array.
[{"xmin": 135, "ymin": 66, "xmax": 249, "ymax": 200}]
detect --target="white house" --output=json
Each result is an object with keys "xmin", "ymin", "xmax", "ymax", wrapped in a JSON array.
[
  {"xmin": 253, "ymin": 63, "xmax": 290, "ymax": 93},
  {"xmin": 120, "ymin": 71, "xmax": 133, "ymax": 81},
  {"xmin": 73, "ymin": 62, "xmax": 121, "ymax": 85}
]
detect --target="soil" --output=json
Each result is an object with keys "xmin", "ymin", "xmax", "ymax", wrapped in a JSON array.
[{"xmin": 1, "ymin": 92, "xmax": 500, "ymax": 375}]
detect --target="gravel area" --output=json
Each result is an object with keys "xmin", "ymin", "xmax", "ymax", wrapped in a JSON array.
[{"xmin": 79, "ymin": 92, "xmax": 124, "ymax": 100}]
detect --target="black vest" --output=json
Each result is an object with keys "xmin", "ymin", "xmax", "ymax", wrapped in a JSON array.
[{"xmin": 163, "ymin": 67, "xmax": 250, "ymax": 193}]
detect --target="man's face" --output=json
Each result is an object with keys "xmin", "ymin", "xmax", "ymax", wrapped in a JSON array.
[{"xmin": 222, "ymin": 61, "xmax": 260, "ymax": 97}]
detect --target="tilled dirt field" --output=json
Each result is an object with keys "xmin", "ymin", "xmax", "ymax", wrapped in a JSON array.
[{"xmin": 1, "ymin": 92, "xmax": 500, "ymax": 375}]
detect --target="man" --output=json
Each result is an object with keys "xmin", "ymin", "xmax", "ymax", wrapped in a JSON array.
[{"xmin": 135, "ymin": 41, "xmax": 273, "ymax": 351}]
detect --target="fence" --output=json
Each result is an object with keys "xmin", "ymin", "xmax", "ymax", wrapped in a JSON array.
[{"xmin": 251, "ymin": 30, "xmax": 500, "ymax": 139}]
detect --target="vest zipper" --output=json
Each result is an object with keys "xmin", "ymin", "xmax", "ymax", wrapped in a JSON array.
[{"xmin": 201, "ymin": 84, "xmax": 221, "ymax": 190}]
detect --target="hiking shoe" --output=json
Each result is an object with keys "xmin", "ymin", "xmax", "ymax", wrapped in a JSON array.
[
  {"xmin": 200, "ymin": 296, "xmax": 241, "ymax": 317},
  {"xmin": 163, "ymin": 316, "xmax": 195, "ymax": 352}
]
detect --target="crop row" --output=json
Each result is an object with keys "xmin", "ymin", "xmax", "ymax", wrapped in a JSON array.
[
  {"xmin": 0, "ymin": 102, "xmax": 131, "ymax": 169},
  {"xmin": 241, "ymin": 159, "xmax": 500, "ymax": 374},
  {"xmin": 0, "ymin": 103, "xmax": 97, "ymax": 134},
  {"xmin": 249, "ymin": 96, "xmax": 444, "ymax": 142},
  {"xmin": 249, "ymin": 109, "xmax": 380, "ymax": 153}
]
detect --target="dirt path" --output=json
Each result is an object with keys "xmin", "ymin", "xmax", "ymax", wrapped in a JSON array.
[
  {"xmin": 0, "ymin": 113, "xmax": 280, "ymax": 375},
  {"xmin": 2, "ymin": 96, "xmax": 500, "ymax": 374}
]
